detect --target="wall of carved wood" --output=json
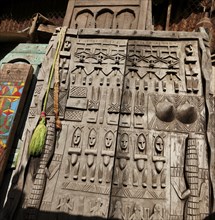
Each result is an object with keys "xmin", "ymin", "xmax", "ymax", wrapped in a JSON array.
[{"xmin": 2, "ymin": 28, "xmax": 214, "ymax": 220}]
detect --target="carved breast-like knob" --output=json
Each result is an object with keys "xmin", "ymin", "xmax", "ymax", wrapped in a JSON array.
[
  {"xmin": 155, "ymin": 99, "xmax": 175, "ymax": 122},
  {"xmin": 176, "ymin": 102, "xmax": 197, "ymax": 124}
]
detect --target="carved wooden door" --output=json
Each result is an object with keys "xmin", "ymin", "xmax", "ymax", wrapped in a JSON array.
[
  {"xmin": 9, "ymin": 31, "xmax": 210, "ymax": 220},
  {"xmin": 35, "ymin": 37, "xmax": 128, "ymax": 218},
  {"xmin": 109, "ymin": 40, "xmax": 209, "ymax": 220}
]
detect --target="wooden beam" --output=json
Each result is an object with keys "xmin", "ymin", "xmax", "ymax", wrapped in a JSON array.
[
  {"xmin": 75, "ymin": 28, "xmax": 209, "ymax": 41},
  {"xmin": 75, "ymin": 0, "xmax": 139, "ymax": 6},
  {"xmin": 63, "ymin": 0, "xmax": 76, "ymax": 27},
  {"xmin": 0, "ymin": 32, "xmax": 29, "ymax": 43},
  {"xmin": 146, "ymin": 0, "xmax": 153, "ymax": 30},
  {"xmin": 165, "ymin": 0, "xmax": 172, "ymax": 31},
  {"xmin": 37, "ymin": 24, "xmax": 57, "ymax": 34},
  {"xmin": 138, "ymin": 0, "xmax": 149, "ymax": 30}
]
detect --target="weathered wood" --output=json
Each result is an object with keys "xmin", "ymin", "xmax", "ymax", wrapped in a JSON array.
[
  {"xmin": 165, "ymin": 0, "xmax": 172, "ymax": 31},
  {"xmin": 0, "ymin": 32, "xmax": 29, "ymax": 43},
  {"xmin": 37, "ymin": 24, "xmax": 57, "ymax": 34},
  {"xmin": 138, "ymin": 0, "xmax": 148, "ymax": 30},
  {"xmin": 63, "ymin": 0, "xmax": 76, "ymax": 27},
  {"xmin": 0, "ymin": 63, "xmax": 33, "ymax": 187},
  {"xmin": 75, "ymin": 28, "xmax": 209, "ymax": 41},
  {"xmin": 146, "ymin": 0, "xmax": 153, "ymax": 30},
  {"xmin": 75, "ymin": 0, "xmax": 139, "ymax": 6},
  {"xmin": 2, "ymin": 28, "xmax": 213, "ymax": 220}
]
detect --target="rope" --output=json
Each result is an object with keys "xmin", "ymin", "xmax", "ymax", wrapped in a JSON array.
[
  {"xmin": 42, "ymin": 27, "xmax": 66, "ymax": 113},
  {"xmin": 54, "ymin": 27, "xmax": 67, "ymax": 129}
]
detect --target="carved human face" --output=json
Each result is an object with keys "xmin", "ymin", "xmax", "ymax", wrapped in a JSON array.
[
  {"xmin": 73, "ymin": 128, "xmax": 81, "ymax": 145},
  {"xmin": 155, "ymin": 136, "xmax": 164, "ymax": 152},
  {"xmin": 120, "ymin": 133, "xmax": 129, "ymax": 150},
  {"xmin": 64, "ymin": 36, "xmax": 71, "ymax": 50},
  {"xmin": 137, "ymin": 134, "xmax": 146, "ymax": 151},
  {"xmin": 89, "ymin": 129, "xmax": 96, "ymax": 147},
  {"xmin": 105, "ymin": 131, "xmax": 114, "ymax": 148}
]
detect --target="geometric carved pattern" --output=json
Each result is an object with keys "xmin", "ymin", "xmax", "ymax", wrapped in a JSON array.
[
  {"xmin": 65, "ymin": 109, "xmax": 84, "ymax": 121},
  {"xmin": 111, "ymin": 188, "xmax": 166, "ymax": 199},
  {"xmin": 69, "ymin": 86, "xmax": 87, "ymax": 98},
  {"xmin": 62, "ymin": 182, "xmax": 110, "ymax": 195},
  {"xmin": 88, "ymin": 100, "xmax": 99, "ymax": 110},
  {"xmin": 46, "ymin": 90, "xmax": 68, "ymax": 118}
]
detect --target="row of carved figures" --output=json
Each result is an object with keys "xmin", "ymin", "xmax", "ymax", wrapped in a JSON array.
[
  {"xmin": 65, "ymin": 128, "xmax": 166, "ymax": 187},
  {"xmin": 56, "ymin": 195, "xmax": 167, "ymax": 220}
]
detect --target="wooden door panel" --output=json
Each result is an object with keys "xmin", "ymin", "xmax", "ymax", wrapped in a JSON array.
[
  {"xmin": 0, "ymin": 63, "xmax": 33, "ymax": 186},
  {"xmin": 3, "ymin": 30, "xmax": 212, "ymax": 220},
  {"xmin": 109, "ymin": 40, "xmax": 209, "ymax": 220}
]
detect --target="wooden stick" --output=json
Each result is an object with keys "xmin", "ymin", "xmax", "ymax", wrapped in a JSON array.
[{"xmin": 166, "ymin": 0, "xmax": 172, "ymax": 31}]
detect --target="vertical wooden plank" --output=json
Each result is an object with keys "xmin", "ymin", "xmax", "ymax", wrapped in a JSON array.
[
  {"xmin": 63, "ymin": 0, "xmax": 76, "ymax": 27},
  {"xmin": 165, "ymin": 0, "xmax": 172, "ymax": 31},
  {"xmin": 138, "ymin": 0, "xmax": 148, "ymax": 30},
  {"xmin": 0, "ymin": 63, "xmax": 33, "ymax": 186},
  {"xmin": 146, "ymin": 0, "xmax": 153, "ymax": 30}
]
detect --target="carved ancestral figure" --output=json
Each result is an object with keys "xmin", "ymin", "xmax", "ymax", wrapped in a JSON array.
[
  {"xmin": 114, "ymin": 133, "xmax": 130, "ymax": 186},
  {"xmin": 65, "ymin": 127, "xmax": 82, "ymax": 179},
  {"xmin": 149, "ymin": 204, "xmax": 164, "ymax": 220},
  {"xmin": 133, "ymin": 134, "xmax": 148, "ymax": 187},
  {"xmin": 90, "ymin": 198, "xmax": 106, "ymax": 217},
  {"xmin": 60, "ymin": 36, "xmax": 71, "ymax": 87},
  {"xmin": 83, "ymin": 128, "xmax": 97, "ymax": 182},
  {"xmin": 56, "ymin": 195, "xmax": 73, "ymax": 213},
  {"xmin": 152, "ymin": 136, "xmax": 166, "ymax": 188},
  {"xmin": 129, "ymin": 203, "xmax": 144, "ymax": 220},
  {"xmin": 184, "ymin": 44, "xmax": 199, "ymax": 93},
  {"xmin": 99, "ymin": 131, "xmax": 114, "ymax": 183},
  {"xmin": 112, "ymin": 200, "xmax": 125, "ymax": 220},
  {"xmin": 64, "ymin": 36, "xmax": 71, "ymax": 51}
]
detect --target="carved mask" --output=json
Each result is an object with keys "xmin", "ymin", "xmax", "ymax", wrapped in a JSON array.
[
  {"xmin": 105, "ymin": 131, "xmax": 114, "ymax": 148},
  {"xmin": 73, "ymin": 128, "xmax": 81, "ymax": 146},
  {"xmin": 137, "ymin": 134, "xmax": 146, "ymax": 151},
  {"xmin": 64, "ymin": 36, "xmax": 71, "ymax": 51},
  {"xmin": 120, "ymin": 133, "xmax": 129, "ymax": 150},
  {"xmin": 155, "ymin": 136, "xmax": 164, "ymax": 153},
  {"xmin": 89, "ymin": 129, "xmax": 96, "ymax": 147}
]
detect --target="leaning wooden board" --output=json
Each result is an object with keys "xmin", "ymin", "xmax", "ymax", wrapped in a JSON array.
[{"xmin": 0, "ymin": 63, "xmax": 33, "ymax": 186}]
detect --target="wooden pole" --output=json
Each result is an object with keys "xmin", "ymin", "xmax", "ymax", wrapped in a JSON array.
[{"xmin": 165, "ymin": 0, "xmax": 172, "ymax": 31}]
